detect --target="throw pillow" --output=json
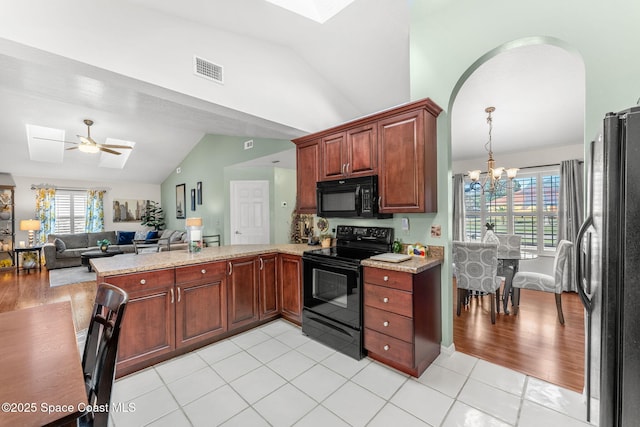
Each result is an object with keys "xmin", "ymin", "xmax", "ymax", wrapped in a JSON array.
[
  {"xmin": 116, "ymin": 231, "xmax": 136, "ymax": 245},
  {"xmin": 134, "ymin": 231, "xmax": 147, "ymax": 241},
  {"xmin": 54, "ymin": 238, "xmax": 66, "ymax": 253},
  {"xmin": 146, "ymin": 231, "xmax": 159, "ymax": 240}
]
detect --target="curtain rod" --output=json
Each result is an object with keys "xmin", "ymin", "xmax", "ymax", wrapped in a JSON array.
[{"xmin": 30, "ymin": 184, "xmax": 111, "ymax": 192}]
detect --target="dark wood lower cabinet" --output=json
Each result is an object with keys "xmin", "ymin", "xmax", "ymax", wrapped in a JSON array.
[
  {"xmin": 259, "ymin": 254, "xmax": 279, "ymax": 320},
  {"xmin": 227, "ymin": 257, "xmax": 259, "ymax": 330},
  {"xmin": 102, "ymin": 253, "xmax": 302, "ymax": 376},
  {"xmin": 363, "ymin": 265, "xmax": 441, "ymax": 377},
  {"xmin": 175, "ymin": 262, "xmax": 227, "ymax": 347},
  {"xmin": 279, "ymin": 254, "xmax": 303, "ymax": 325}
]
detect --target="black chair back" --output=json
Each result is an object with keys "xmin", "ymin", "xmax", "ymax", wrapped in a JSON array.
[{"xmin": 80, "ymin": 283, "xmax": 128, "ymax": 427}]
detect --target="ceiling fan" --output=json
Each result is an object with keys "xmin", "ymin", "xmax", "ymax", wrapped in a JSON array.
[{"xmin": 34, "ymin": 119, "xmax": 133, "ymax": 155}]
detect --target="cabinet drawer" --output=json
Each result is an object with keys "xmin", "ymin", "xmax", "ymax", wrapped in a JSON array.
[
  {"xmin": 105, "ymin": 268, "xmax": 174, "ymax": 293},
  {"xmin": 365, "ymin": 328, "xmax": 413, "ymax": 368},
  {"xmin": 364, "ymin": 267, "xmax": 412, "ymax": 292},
  {"xmin": 364, "ymin": 306, "xmax": 413, "ymax": 343},
  {"xmin": 176, "ymin": 261, "xmax": 225, "ymax": 284},
  {"xmin": 364, "ymin": 283, "xmax": 412, "ymax": 317}
]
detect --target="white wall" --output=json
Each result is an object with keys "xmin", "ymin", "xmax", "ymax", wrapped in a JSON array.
[{"xmin": 12, "ymin": 175, "xmax": 160, "ymax": 243}]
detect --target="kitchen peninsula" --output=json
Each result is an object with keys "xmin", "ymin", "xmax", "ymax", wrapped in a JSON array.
[{"xmin": 91, "ymin": 244, "xmax": 443, "ymax": 377}]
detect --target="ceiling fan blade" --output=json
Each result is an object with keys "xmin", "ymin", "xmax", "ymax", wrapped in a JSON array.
[
  {"xmin": 99, "ymin": 147, "xmax": 122, "ymax": 155},
  {"xmin": 65, "ymin": 146, "xmax": 79, "ymax": 151},
  {"xmin": 33, "ymin": 136, "xmax": 79, "ymax": 145},
  {"xmin": 98, "ymin": 144, "xmax": 133, "ymax": 149}
]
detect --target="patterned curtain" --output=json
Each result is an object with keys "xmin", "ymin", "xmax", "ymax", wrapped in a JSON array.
[
  {"xmin": 558, "ymin": 159, "xmax": 584, "ymax": 292},
  {"xmin": 85, "ymin": 190, "xmax": 106, "ymax": 232},
  {"xmin": 35, "ymin": 187, "xmax": 56, "ymax": 244}
]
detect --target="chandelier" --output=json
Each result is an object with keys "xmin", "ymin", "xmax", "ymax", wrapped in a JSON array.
[{"xmin": 468, "ymin": 106, "xmax": 518, "ymax": 193}]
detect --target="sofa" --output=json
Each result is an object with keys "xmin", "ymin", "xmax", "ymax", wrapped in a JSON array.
[{"xmin": 43, "ymin": 229, "xmax": 189, "ymax": 270}]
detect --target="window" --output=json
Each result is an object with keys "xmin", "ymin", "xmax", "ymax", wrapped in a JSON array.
[
  {"xmin": 464, "ymin": 167, "xmax": 560, "ymax": 253},
  {"xmin": 54, "ymin": 190, "xmax": 87, "ymax": 234}
]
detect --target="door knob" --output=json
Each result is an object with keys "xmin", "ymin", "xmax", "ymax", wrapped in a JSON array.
[
  {"xmin": 383, "ymin": 297, "xmax": 389, "ymax": 303},
  {"xmin": 383, "ymin": 321, "xmax": 389, "ymax": 327}
]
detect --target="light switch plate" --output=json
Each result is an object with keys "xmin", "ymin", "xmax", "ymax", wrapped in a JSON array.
[{"xmin": 401, "ymin": 217, "xmax": 409, "ymax": 231}]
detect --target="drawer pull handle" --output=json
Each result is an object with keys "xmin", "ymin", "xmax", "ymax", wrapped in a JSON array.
[
  {"xmin": 383, "ymin": 276, "xmax": 389, "ymax": 282},
  {"xmin": 201, "ymin": 269, "xmax": 206, "ymax": 274},
  {"xmin": 383, "ymin": 297, "xmax": 389, "ymax": 303},
  {"xmin": 140, "ymin": 279, "xmax": 146, "ymax": 285},
  {"xmin": 383, "ymin": 321, "xmax": 389, "ymax": 327},
  {"xmin": 383, "ymin": 345, "xmax": 390, "ymax": 351}
]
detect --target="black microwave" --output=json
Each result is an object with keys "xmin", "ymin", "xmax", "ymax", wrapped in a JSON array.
[{"xmin": 316, "ymin": 176, "xmax": 391, "ymax": 218}]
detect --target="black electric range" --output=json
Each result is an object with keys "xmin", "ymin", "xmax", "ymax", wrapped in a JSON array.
[{"xmin": 302, "ymin": 225, "xmax": 393, "ymax": 359}]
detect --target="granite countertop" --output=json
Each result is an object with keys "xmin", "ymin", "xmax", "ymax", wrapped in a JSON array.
[
  {"xmin": 92, "ymin": 243, "xmax": 444, "ymax": 276},
  {"xmin": 92, "ymin": 244, "xmax": 311, "ymax": 276},
  {"xmin": 361, "ymin": 255, "xmax": 443, "ymax": 274}
]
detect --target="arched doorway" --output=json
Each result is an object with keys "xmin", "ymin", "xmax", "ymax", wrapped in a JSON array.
[{"xmin": 448, "ymin": 38, "xmax": 586, "ymax": 391}]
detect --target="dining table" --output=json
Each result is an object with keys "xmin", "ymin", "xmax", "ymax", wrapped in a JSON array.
[
  {"xmin": 0, "ymin": 301, "xmax": 88, "ymax": 427},
  {"xmin": 499, "ymin": 251, "xmax": 538, "ymax": 314}
]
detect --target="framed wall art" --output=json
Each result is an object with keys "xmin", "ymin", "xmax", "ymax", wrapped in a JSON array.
[
  {"xmin": 197, "ymin": 181, "xmax": 202, "ymax": 205},
  {"xmin": 113, "ymin": 199, "xmax": 149, "ymax": 222},
  {"xmin": 176, "ymin": 184, "xmax": 186, "ymax": 219},
  {"xmin": 191, "ymin": 188, "xmax": 196, "ymax": 211}
]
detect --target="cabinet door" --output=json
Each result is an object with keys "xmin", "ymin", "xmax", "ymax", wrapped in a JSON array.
[
  {"xmin": 176, "ymin": 262, "xmax": 227, "ymax": 347},
  {"xmin": 259, "ymin": 254, "xmax": 279, "ymax": 320},
  {"xmin": 346, "ymin": 123, "xmax": 377, "ymax": 177},
  {"xmin": 279, "ymin": 254, "xmax": 302, "ymax": 324},
  {"xmin": 378, "ymin": 108, "xmax": 437, "ymax": 213},
  {"xmin": 296, "ymin": 140, "xmax": 320, "ymax": 214},
  {"xmin": 227, "ymin": 257, "xmax": 259, "ymax": 329},
  {"xmin": 320, "ymin": 132, "xmax": 347, "ymax": 180},
  {"xmin": 116, "ymin": 285, "xmax": 175, "ymax": 372}
]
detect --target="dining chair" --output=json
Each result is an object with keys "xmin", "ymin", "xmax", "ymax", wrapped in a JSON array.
[
  {"xmin": 512, "ymin": 240, "xmax": 573, "ymax": 324},
  {"xmin": 453, "ymin": 241, "xmax": 503, "ymax": 324},
  {"xmin": 78, "ymin": 283, "xmax": 128, "ymax": 427}
]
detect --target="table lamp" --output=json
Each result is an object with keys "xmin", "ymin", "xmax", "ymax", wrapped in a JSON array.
[{"xmin": 20, "ymin": 219, "xmax": 41, "ymax": 247}]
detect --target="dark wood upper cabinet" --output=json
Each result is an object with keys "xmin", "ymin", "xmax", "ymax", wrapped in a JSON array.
[
  {"xmin": 293, "ymin": 98, "xmax": 441, "ymax": 214},
  {"xmin": 295, "ymin": 139, "xmax": 320, "ymax": 214}
]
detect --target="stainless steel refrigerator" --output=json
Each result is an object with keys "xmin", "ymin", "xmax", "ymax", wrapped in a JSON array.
[{"xmin": 578, "ymin": 105, "xmax": 640, "ymax": 426}]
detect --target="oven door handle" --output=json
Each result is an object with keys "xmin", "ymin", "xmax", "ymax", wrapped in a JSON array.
[{"xmin": 306, "ymin": 314, "xmax": 355, "ymax": 337}]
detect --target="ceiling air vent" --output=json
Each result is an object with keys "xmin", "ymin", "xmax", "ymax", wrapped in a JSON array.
[{"xmin": 194, "ymin": 56, "xmax": 224, "ymax": 84}]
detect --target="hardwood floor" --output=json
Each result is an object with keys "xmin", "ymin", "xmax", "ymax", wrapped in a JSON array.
[
  {"xmin": 0, "ymin": 268, "xmax": 96, "ymax": 334},
  {"xmin": 453, "ymin": 279, "xmax": 585, "ymax": 392},
  {"xmin": 0, "ymin": 268, "xmax": 585, "ymax": 393}
]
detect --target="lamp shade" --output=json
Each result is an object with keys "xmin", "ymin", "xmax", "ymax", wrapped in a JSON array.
[
  {"xmin": 185, "ymin": 217, "xmax": 203, "ymax": 227},
  {"xmin": 20, "ymin": 219, "xmax": 40, "ymax": 231}
]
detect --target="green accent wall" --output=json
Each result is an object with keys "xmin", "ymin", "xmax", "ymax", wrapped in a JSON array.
[
  {"xmin": 161, "ymin": 134, "xmax": 293, "ymax": 242},
  {"xmin": 409, "ymin": 0, "xmax": 640, "ymax": 346}
]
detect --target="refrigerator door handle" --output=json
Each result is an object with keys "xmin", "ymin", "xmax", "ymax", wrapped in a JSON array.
[{"xmin": 576, "ymin": 215, "xmax": 593, "ymax": 312}]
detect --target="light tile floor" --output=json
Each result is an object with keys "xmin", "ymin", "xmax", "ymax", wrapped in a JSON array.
[{"xmin": 109, "ymin": 319, "xmax": 597, "ymax": 427}]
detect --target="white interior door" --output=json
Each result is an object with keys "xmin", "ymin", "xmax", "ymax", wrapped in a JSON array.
[{"xmin": 230, "ymin": 180, "xmax": 270, "ymax": 244}]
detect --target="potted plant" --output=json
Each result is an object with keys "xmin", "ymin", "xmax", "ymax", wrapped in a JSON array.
[
  {"xmin": 140, "ymin": 201, "xmax": 165, "ymax": 231},
  {"xmin": 97, "ymin": 239, "xmax": 111, "ymax": 252}
]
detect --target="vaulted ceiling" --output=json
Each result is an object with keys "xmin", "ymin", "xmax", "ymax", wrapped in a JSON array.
[{"xmin": 0, "ymin": 1, "xmax": 584, "ymax": 184}]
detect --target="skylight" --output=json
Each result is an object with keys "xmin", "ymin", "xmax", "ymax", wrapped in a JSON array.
[
  {"xmin": 25, "ymin": 124, "xmax": 65, "ymax": 163},
  {"xmin": 98, "ymin": 138, "xmax": 135, "ymax": 169},
  {"xmin": 265, "ymin": 0, "xmax": 355, "ymax": 23}
]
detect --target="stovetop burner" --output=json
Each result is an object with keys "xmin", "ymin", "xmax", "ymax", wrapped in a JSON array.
[{"xmin": 303, "ymin": 225, "xmax": 394, "ymax": 264}]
